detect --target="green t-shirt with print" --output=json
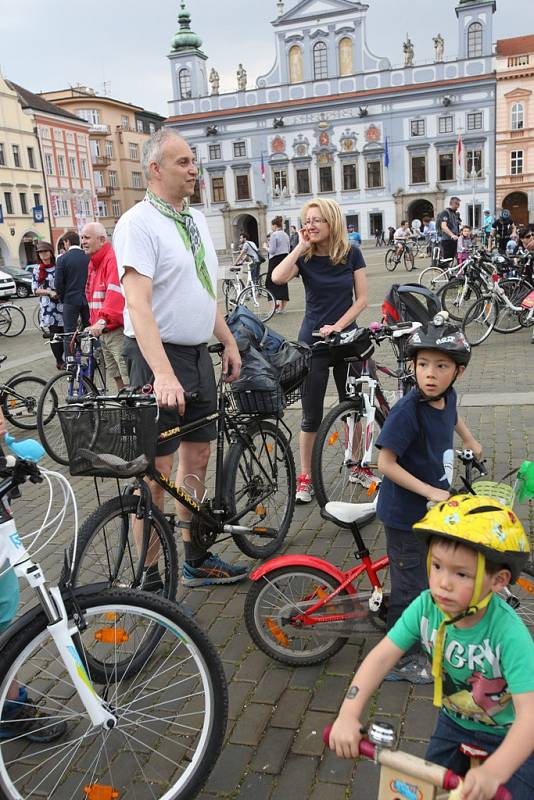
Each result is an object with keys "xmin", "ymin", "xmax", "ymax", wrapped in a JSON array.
[{"xmin": 388, "ymin": 590, "xmax": 534, "ymax": 736}]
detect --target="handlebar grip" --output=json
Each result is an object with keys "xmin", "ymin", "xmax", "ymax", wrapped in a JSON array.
[
  {"xmin": 494, "ymin": 789, "xmax": 512, "ymax": 800},
  {"xmin": 184, "ymin": 391, "xmax": 199, "ymax": 403},
  {"xmin": 322, "ymin": 725, "xmax": 376, "ymax": 759}
]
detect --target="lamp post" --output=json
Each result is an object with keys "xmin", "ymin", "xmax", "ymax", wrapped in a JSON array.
[{"xmin": 470, "ymin": 167, "xmax": 478, "ymax": 230}]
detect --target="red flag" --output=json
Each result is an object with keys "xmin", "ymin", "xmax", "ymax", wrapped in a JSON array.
[
  {"xmin": 260, "ymin": 153, "xmax": 266, "ymax": 182},
  {"xmin": 457, "ymin": 131, "xmax": 463, "ymax": 166}
]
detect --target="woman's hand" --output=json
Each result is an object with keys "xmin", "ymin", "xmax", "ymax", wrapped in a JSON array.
[
  {"xmin": 297, "ymin": 227, "xmax": 312, "ymax": 254},
  {"xmin": 319, "ymin": 324, "xmax": 342, "ymax": 337}
]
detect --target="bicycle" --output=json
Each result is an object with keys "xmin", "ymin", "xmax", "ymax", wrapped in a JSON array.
[
  {"xmin": 0, "ymin": 435, "xmax": 228, "ymax": 800},
  {"xmin": 322, "ymin": 721, "xmax": 512, "ymax": 799},
  {"xmin": 385, "ymin": 240, "xmax": 415, "ymax": 272},
  {"xmin": 461, "ymin": 273, "xmax": 534, "ymax": 346},
  {"xmin": 0, "ymin": 304, "xmax": 26, "ymax": 338},
  {"xmin": 36, "ymin": 331, "xmax": 106, "ymax": 464},
  {"xmin": 310, "ymin": 321, "xmax": 419, "ymax": 508},
  {"xmin": 419, "ymin": 257, "xmax": 460, "ymax": 293},
  {"xmin": 222, "ymin": 256, "xmax": 275, "ymax": 322},
  {"xmin": 58, "ymin": 341, "xmax": 307, "ymax": 596},
  {"xmin": 0, "ymin": 354, "xmax": 48, "ymax": 430}
]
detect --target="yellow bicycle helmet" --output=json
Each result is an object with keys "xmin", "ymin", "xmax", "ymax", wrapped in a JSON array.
[{"xmin": 413, "ymin": 495, "xmax": 530, "ymax": 706}]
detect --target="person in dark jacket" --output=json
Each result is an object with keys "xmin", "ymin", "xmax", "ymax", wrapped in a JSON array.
[{"xmin": 54, "ymin": 230, "xmax": 90, "ymax": 334}]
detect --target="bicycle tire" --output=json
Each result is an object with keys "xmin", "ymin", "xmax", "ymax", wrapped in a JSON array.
[
  {"xmin": 384, "ymin": 249, "xmax": 398, "ymax": 271},
  {"xmin": 500, "ymin": 563, "xmax": 534, "ymax": 633},
  {"xmin": 0, "ymin": 307, "xmax": 11, "ymax": 336},
  {"xmin": 246, "ymin": 564, "xmax": 390, "ymax": 665},
  {"xmin": 404, "ymin": 250, "xmax": 415, "ymax": 271},
  {"xmin": 312, "ymin": 399, "xmax": 385, "ymax": 509},
  {"xmin": 492, "ymin": 278, "xmax": 533, "ymax": 335},
  {"xmin": 223, "ymin": 278, "xmax": 243, "ymax": 314},
  {"xmin": 439, "ymin": 278, "xmax": 482, "ymax": 322},
  {"xmin": 37, "ymin": 372, "xmax": 98, "ymax": 465},
  {"xmin": 461, "ymin": 295, "xmax": 498, "ymax": 346},
  {"xmin": 2, "ymin": 375, "xmax": 47, "ymax": 430},
  {"xmin": 236, "ymin": 285, "xmax": 276, "ymax": 322},
  {"xmin": 31, "ymin": 304, "xmax": 41, "ymax": 330},
  {"xmin": 223, "ymin": 420, "xmax": 296, "ymax": 559},
  {"xmin": 418, "ymin": 266, "xmax": 449, "ymax": 293},
  {"xmin": 0, "ymin": 587, "xmax": 227, "ymax": 800},
  {"xmin": 0, "ymin": 305, "xmax": 25, "ymax": 337}
]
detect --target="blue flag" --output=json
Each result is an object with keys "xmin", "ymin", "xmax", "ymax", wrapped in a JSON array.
[{"xmin": 384, "ymin": 136, "xmax": 390, "ymax": 169}]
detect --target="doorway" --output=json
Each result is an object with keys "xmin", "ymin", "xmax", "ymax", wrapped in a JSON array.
[
  {"xmin": 502, "ymin": 192, "xmax": 528, "ymax": 226},
  {"xmin": 408, "ymin": 199, "xmax": 434, "ymax": 224},
  {"xmin": 233, "ymin": 213, "xmax": 259, "ymax": 246}
]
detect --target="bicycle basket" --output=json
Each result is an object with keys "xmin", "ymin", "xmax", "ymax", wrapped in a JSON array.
[
  {"xmin": 57, "ymin": 402, "xmax": 158, "ymax": 477},
  {"xmin": 472, "ymin": 480, "xmax": 516, "ymax": 507},
  {"xmin": 229, "ymin": 386, "xmax": 285, "ymax": 416},
  {"xmin": 270, "ymin": 342, "xmax": 312, "ymax": 406}
]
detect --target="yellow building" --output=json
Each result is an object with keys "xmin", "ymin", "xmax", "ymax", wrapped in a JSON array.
[
  {"xmin": 0, "ymin": 76, "xmax": 49, "ymax": 266},
  {"xmin": 41, "ymin": 87, "xmax": 164, "ymax": 235}
]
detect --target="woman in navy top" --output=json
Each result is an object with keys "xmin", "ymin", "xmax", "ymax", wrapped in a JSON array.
[{"xmin": 272, "ymin": 198, "xmax": 368, "ymax": 504}]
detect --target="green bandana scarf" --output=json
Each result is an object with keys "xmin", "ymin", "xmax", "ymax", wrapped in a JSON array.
[{"xmin": 145, "ymin": 189, "xmax": 216, "ymax": 299}]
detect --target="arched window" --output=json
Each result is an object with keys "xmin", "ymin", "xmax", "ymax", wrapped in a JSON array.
[
  {"xmin": 313, "ymin": 41, "xmax": 328, "ymax": 80},
  {"xmin": 288, "ymin": 45, "xmax": 303, "ymax": 83},
  {"xmin": 467, "ymin": 22, "xmax": 483, "ymax": 58},
  {"xmin": 338, "ymin": 37, "xmax": 353, "ymax": 76},
  {"xmin": 179, "ymin": 69, "xmax": 192, "ymax": 99},
  {"xmin": 511, "ymin": 102, "xmax": 524, "ymax": 130}
]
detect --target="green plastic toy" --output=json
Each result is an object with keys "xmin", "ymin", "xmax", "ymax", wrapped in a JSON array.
[{"xmin": 517, "ymin": 461, "xmax": 534, "ymax": 503}]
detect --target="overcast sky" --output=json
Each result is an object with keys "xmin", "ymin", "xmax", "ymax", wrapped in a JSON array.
[{"xmin": 0, "ymin": 0, "xmax": 529, "ymax": 116}]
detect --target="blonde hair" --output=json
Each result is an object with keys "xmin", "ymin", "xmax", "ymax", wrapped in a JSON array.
[{"xmin": 301, "ymin": 199, "xmax": 350, "ymax": 264}]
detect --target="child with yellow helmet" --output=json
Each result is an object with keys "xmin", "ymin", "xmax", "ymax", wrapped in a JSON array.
[{"xmin": 327, "ymin": 495, "xmax": 534, "ymax": 800}]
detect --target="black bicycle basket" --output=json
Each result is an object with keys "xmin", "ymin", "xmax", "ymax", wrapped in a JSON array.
[
  {"xmin": 57, "ymin": 401, "xmax": 158, "ymax": 477},
  {"xmin": 272, "ymin": 342, "xmax": 312, "ymax": 405}
]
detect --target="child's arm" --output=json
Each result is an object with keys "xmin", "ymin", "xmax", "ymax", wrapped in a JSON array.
[
  {"xmin": 461, "ymin": 691, "xmax": 534, "ymax": 800},
  {"xmin": 329, "ymin": 637, "xmax": 404, "ymax": 758},
  {"xmin": 455, "ymin": 417, "xmax": 482, "ymax": 459},
  {"xmin": 377, "ymin": 448, "xmax": 450, "ymax": 503},
  {"xmin": 0, "ymin": 408, "xmax": 6, "ymax": 438}
]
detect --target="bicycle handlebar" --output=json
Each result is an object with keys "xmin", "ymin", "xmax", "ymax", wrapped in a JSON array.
[
  {"xmin": 322, "ymin": 725, "xmax": 512, "ymax": 800},
  {"xmin": 65, "ymin": 389, "xmax": 200, "ymax": 407}
]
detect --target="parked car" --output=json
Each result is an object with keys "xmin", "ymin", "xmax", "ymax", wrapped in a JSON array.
[
  {"xmin": 1, "ymin": 266, "xmax": 33, "ymax": 298},
  {"xmin": 0, "ymin": 271, "xmax": 17, "ymax": 299}
]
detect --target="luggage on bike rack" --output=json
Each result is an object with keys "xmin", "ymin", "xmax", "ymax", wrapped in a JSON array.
[
  {"xmin": 57, "ymin": 401, "xmax": 159, "ymax": 477},
  {"xmin": 382, "ymin": 283, "xmax": 441, "ymax": 325}
]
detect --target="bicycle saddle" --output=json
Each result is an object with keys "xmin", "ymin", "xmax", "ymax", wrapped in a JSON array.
[
  {"xmin": 322, "ymin": 498, "xmax": 377, "ymax": 529},
  {"xmin": 77, "ymin": 449, "xmax": 149, "ymax": 477}
]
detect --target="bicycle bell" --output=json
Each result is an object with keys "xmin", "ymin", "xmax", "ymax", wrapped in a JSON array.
[{"xmin": 367, "ymin": 721, "xmax": 396, "ymax": 748}]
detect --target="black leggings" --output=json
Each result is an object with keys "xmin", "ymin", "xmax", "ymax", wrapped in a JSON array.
[
  {"xmin": 301, "ymin": 349, "xmax": 359, "ymax": 433},
  {"xmin": 48, "ymin": 324, "xmax": 64, "ymax": 367}
]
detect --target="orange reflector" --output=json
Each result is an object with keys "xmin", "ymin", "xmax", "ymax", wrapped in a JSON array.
[
  {"xmin": 84, "ymin": 786, "xmax": 120, "ymax": 800},
  {"xmin": 328, "ymin": 432, "xmax": 339, "ymax": 446},
  {"xmin": 517, "ymin": 577, "xmax": 534, "ymax": 595},
  {"xmin": 253, "ymin": 527, "xmax": 268, "ymax": 533},
  {"xmin": 265, "ymin": 617, "xmax": 289, "ymax": 647},
  {"xmin": 95, "ymin": 628, "xmax": 129, "ymax": 644},
  {"xmin": 265, "ymin": 443, "xmax": 273, "ymax": 454},
  {"xmin": 255, "ymin": 505, "xmax": 266, "ymax": 516},
  {"xmin": 105, "ymin": 612, "xmax": 118, "ymax": 622},
  {"xmin": 8, "ymin": 399, "xmax": 17, "ymax": 408},
  {"xmin": 367, "ymin": 481, "xmax": 378, "ymax": 497}
]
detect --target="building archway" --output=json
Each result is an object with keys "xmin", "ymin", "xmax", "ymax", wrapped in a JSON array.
[
  {"xmin": 502, "ymin": 191, "xmax": 528, "ymax": 226},
  {"xmin": 407, "ymin": 198, "xmax": 434, "ymax": 224},
  {"xmin": 0, "ymin": 237, "xmax": 11, "ymax": 268},
  {"xmin": 18, "ymin": 231, "xmax": 40, "ymax": 267},
  {"xmin": 233, "ymin": 213, "xmax": 259, "ymax": 246}
]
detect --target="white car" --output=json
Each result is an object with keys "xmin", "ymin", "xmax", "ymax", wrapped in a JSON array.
[{"xmin": 0, "ymin": 271, "xmax": 17, "ymax": 299}]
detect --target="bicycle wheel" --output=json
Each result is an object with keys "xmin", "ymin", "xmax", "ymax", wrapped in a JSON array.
[
  {"xmin": 439, "ymin": 278, "xmax": 481, "ymax": 322},
  {"xmin": 492, "ymin": 278, "xmax": 532, "ymax": 334},
  {"xmin": 32, "ymin": 304, "xmax": 41, "ymax": 330},
  {"xmin": 237, "ymin": 285, "xmax": 276, "ymax": 322},
  {"xmin": 223, "ymin": 420, "xmax": 296, "ymax": 559},
  {"xmin": 462, "ymin": 295, "xmax": 498, "ymax": 346},
  {"xmin": 312, "ymin": 399, "xmax": 385, "ymax": 508},
  {"xmin": 0, "ymin": 588, "xmax": 227, "ymax": 800},
  {"xmin": 418, "ymin": 266, "xmax": 449, "ymax": 293},
  {"xmin": 37, "ymin": 372, "xmax": 98, "ymax": 465},
  {"xmin": 2, "ymin": 375, "xmax": 47, "ymax": 430},
  {"xmin": 67, "ymin": 493, "xmax": 178, "ymax": 598},
  {"xmin": 0, "ymin": 307, "xmax": 11, "ymax": 336},
  {"xmin": 0, "ymin": 305, "xmax": 26, "ymax": 337},
  {"xmin": 385, "ymin": 249, "xmax": 398, "ymax": 271},
  {"xmin": 404, "ymin": 250, "xmax": 415, "ymax": 271},
  {"xmin": 500, "ymin": 564, "xmax": 534, "ymax": 632},
  {"xmin": 223, "ymin": 278, "xmax": 243, "ymax": 314}
]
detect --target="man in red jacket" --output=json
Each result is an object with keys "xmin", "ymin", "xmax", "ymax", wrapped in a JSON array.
[{"xmin": 81, "ymin": 222, "xmax": 129, "ymax": 389}]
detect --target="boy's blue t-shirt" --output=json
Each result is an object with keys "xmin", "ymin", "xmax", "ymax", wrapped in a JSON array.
[
  {"xmin": 296, "ymin": 245, "xmax": 366, "ymax": 345},
  {"xmin": 388, "ymin": 590, "xmax": 534, "ymax": 736},
  {"xmin": 376, "ymin": 387, "xmax": 457, "ymax": 530}
]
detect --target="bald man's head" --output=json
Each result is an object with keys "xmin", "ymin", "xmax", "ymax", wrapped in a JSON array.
[{"xmin": 81, "ymin": 222, "xmax": 107, "ymax": 256}]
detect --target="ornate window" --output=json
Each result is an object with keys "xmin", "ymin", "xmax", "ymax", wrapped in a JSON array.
[
  {"xmin": 366, "ymin": 160, "xmax": 382, "ymax": 188},
  {"xmin": 410, "ymin": 155, "xmax": 427, "ymax": 184},
  {"xmin": 342, "ymin": 163, "xmax": 358, "ymax": 190},
  {"xmin": 319, "ymin": 165, "xmax": 334, "ymax": 192},
  {"xmin": 235, "ymin": 174, "xmax": 251, "ymax": 200},
  {"xmin": 438, "ymin": 116, "xmax": 453, "ymax": 134},
  {"xmin": 211, "ymin": 176, "xmax": 226, "ymax": 202},
  {"xmin": 179, "ymin": 69, "xmax": 192, "ymax": 99},
  {"xmin": 511, "ymin": 103, "xmax": 524, "ymax": 130},
  {"xmin": 467, "ymin": 112, "xmax": 483, "ymax": 130},
  {"xmin": 439, "ymin": 152, "xmax": 454, "ymax": 181},
  {"xmin": 289, "ymin": 45, "xmax": 303, "ymax": 83},
  {"xmin": 465, "ymin": 148, "xmax": 483, "ymax": 178},
  {"xmin": 467, "ymin": 22, "xmax": 483, "ymax": 58},
  {"xmin": 295, "ymin": 167, "xmax": 310, "ymax": 194},
  {"xmin": 313, "ymin": 42, "xmax": 328, "ymax": 80},
  {"xmin": 338, "ymin": 37, "xmax": 353, "ymax": 77}
]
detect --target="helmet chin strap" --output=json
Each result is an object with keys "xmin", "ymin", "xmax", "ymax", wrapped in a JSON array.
[
  {"xmin": 416, "ymin": 365, "xmax": 460, "ymax": 403},
  {"xmin": 427, "ymin": 549, "xmax": 492, "ymax": 707}
]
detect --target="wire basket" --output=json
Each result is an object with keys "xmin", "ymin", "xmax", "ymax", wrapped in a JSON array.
[
  {"xmin": 280, "ymin": 346, "xmax": 312, "ymax": 406},
  {"xmin": 229, "ymin": 386, "xmax": 285, "ymax": 416},
  {"xmin": 57, "ymin": 402, "xmax": 159, "ymax": 477},
  {"xmin": 472, "ymin": 479, "xmax": 516, "ymax": 507}
]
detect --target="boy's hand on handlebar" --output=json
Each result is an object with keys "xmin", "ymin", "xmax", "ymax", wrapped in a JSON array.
[
  {"xmin": 153, "ymin": 373, "xmax": 186, "ymax": 415},
  {"xmin": 426, "ymin": 487, "xmax": 450, "ymax": 504},
  {"xmin": 461, "ymin": 765, "xmax": 500, "ymax": 800},
  {"xmin": 328, "ymin": 715, "xmax": 364, "ymax": 759},
  {"xmin": 462, "ymin": 437, "xmax": 483, "ymax": 460}
]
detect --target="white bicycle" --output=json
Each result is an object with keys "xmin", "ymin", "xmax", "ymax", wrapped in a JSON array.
[
  {"xmin": 222, "ymin": 256, "xmax": 276, "ymax": 321},
  {"xmin": 0, "ymin": 437, "xmax": 227, "ymax": 800}
]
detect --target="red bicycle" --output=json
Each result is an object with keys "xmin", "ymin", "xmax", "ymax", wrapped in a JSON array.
[{"xmin": 244, "ymin": 498, "xmax": 389, "ymax": 665}]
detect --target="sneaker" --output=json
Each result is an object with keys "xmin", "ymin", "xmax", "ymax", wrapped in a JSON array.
[
  {"xmin": 384, "ymin": 654, "xmax": 433, "ymax": 685},
  {"xmin": 296, "ymin": 473, "xmax": 314, "ymax": 504},
  {"xmin": 140, "ymin": 564, "xmax": 164, "ymax": 593},
  {"xmin": 181, "ymin": 553, "xmax": 249, "ymax": 587},
  {"xmin": 349, "ymin": 467, "xmax": 377, "ymax": 488},
  {"xmin": 0, "ymin": 687, "xmax": 67, "ymax": 743}
]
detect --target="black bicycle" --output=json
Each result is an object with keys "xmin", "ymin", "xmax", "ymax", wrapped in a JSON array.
[
  {"xmin": 58, "ymin": 342, "xmax": 308, "ymax": 598},
  {"xmin": 0, "ymin": 355, "xmax": 48, "ymax": 429}
]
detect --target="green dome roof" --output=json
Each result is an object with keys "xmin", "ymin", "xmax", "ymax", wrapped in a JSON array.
[{"xmin": 171, "ymin": 2, "xmax": 202, "ymax": 50}]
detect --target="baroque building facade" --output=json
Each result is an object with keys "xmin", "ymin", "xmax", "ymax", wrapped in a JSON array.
[{"xmin": 167, "ymin": 0, "xmax": 496, "ymax": 250}]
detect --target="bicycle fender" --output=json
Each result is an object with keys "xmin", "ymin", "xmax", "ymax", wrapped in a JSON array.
[
  {"xmin": 249, "ymin": 555, "xmax": 356, "ymax": 593},
  {"xmin": 5, "ymin": 370, "xmax": 32, "ymax": 382}
]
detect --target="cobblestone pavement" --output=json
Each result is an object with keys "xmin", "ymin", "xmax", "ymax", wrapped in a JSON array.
[{"xmin": 3, "ymin": 246, "xmax": 534, "ymax": 799}]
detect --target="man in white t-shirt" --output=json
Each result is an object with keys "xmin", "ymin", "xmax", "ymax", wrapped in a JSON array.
[
  {"xmin": 393, "ymin": 220, "xmax": 411, "ymax": 259},
  {"xmin": 113, "ymin": 128, "xmax": 247, "ymax": 588}
]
